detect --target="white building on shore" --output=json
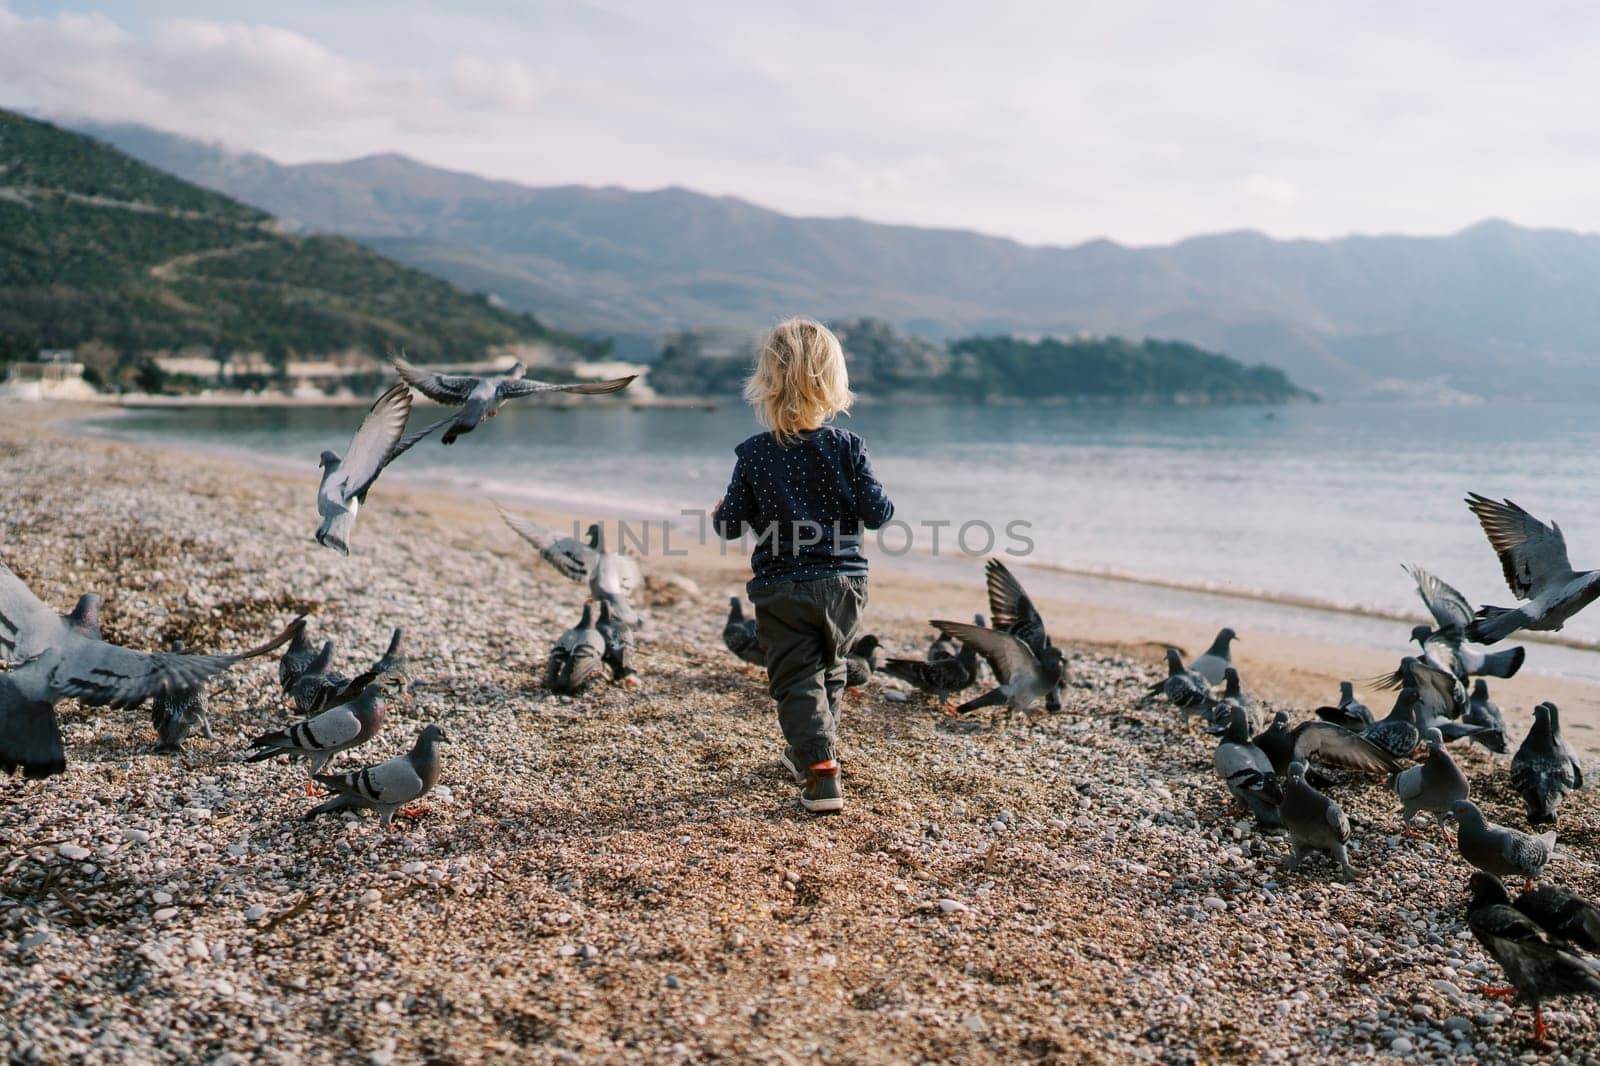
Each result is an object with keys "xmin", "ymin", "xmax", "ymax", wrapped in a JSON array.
[{"xmin": 0, "ymin": 350, "xmax": 100, "ymax": 401}]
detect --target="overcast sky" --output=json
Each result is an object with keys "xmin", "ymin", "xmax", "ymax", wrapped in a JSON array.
[{"xmin": 4, "ymin": 0, "xmax": 1600, "ymax": 246}]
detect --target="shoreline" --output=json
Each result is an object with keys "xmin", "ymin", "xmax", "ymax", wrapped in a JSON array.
[{"xmin": 47, "ymin": 399, "xmax": 1600, "ymax": 752}]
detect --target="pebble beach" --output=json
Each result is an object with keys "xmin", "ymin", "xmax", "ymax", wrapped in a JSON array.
[{"xmin": 3, "ymin": 408, "xmax": 1600, "ymax": 1064}]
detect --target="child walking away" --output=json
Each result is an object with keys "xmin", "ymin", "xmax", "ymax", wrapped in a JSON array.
[{"xmin": 712, "ymin": 319, "xmax": 895, "ymax": 814}]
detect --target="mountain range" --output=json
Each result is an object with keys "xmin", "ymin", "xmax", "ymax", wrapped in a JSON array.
[{"xmin": 64, "ymin": 119, "xmax": 1600, "ymax": 396}]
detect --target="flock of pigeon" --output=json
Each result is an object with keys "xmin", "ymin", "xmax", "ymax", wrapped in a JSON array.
[
  {"xmin": 1, "ymin": 355, "xmax": 636, "ymax": 827},
  {"xmin": 6, "ymin": 346, "xmax": 1600, "ymax": 1044}
]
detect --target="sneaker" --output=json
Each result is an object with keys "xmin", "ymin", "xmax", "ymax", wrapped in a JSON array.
[
  {"xmin": 801, "ymin": 764, "xmax": 843, "ymax": 814},
  {"xmin": 781, "ymin": 746, "xmax": 805, "ymax": 785}
]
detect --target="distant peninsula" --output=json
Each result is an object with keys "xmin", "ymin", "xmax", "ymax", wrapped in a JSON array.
[{"xmin": 650, "ymin": 319, "xmax": 1314, "ymax": 405}]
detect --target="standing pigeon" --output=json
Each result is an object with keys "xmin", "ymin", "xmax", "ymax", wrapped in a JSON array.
[
  {"xmin": 1216, "ymin": 667, "xmax": 1263, "ymax": 732},
  {"xmin": 1207, "ymin": 703, "xmax": 1282, "ymax": 828},
  {"xmin": 0, "ymin": 561, "xmax": 305, "ymax": 779},
  {"xmin": 984, "ymin": 560, "xmax": 1062, "ymax": 710},
  {"xmin": 1403, "ymin": 565, "xmax": 1526, "ymax": 681},
  {"xmin": 1315, "ymin": 681, "xmax": 1374, "ymax": 731},
  {"xmin": 498, "ymin": 510, "xmax": 643, "ymax": 625},
  {"xmin": 1280, "ymin": 761, "xmax": 1354, "ymax": 881},
  {"xmin": 244, "ymin": 679, "xmax": 395, "ymax": 784},
  {"xmin": 1466, "ymin": 872, "xmax": 1600, "ymax": 1041},
  {"xmin": 1453, "ymin": 800, "xmax": 1556, "ymax": 885},
  {"xmin": 1466, "ymin": 680, "xmax": 1510, "ymax": 750},
  {"xmin": 722, "ymin": 597, "xmax": 765, "ymax": 669},
  {"xmin": 1148, "ymin": 648, "xmax": 1216, "ymax": 722},
  {"xmin": 287, "ymin": 627, "xmax": 405, "ymax": 716},
  {"xmin": 1393, "ymin": 727, "xmax": 1470, "ymax": 839},
  {"xmin": 596, "ymin": 600, "xmax": 635, "ymax": 682},
  {"xmin": 845, "ymin": 635, "xmax": 881, "ymax": 689},
  {"xmin": 1512, "ymin": 703, "xmax": 1583, "ymax": 826},
  {"xmin": 546, "ymin": 604, "xmax": 606, "ymax": 694},
  {"xmin": 315, "ymin": 382, "xmax": 451, "ymax": 555},
  {"xmin": 305, "ymin": 724, "xmax": 450, "ymax": 828},
  {"xmin": 148, "ymin": 639, "xmax": 211, "ymax": 753},
  {"xmin": 1515, "ymin": 882, "xmax": 1600, "ymax": 954},
  {"xmin": 930, "ymin": 619, "xmax": 1064, "ymax": 725},
  {"xmin": 1464, "ymin": 493, "xmax": 1600, "ymax": 643},
  {"xmin": 390, "ymin": 350, "xmax": 634, "ymax": 445},
  {"xmin": 1188, "ymin": 627, "xmax": 1238, "ymax": 686}
]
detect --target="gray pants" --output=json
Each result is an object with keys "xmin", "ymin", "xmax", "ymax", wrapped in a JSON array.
[{"xmin": 750, "ymin": 574, "xmax": 867, "ymax": 769}]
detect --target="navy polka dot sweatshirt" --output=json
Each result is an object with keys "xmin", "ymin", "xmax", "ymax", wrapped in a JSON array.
[{"xmin": 711, "ymin": 426, "xmax": 895, "ymax": 590}]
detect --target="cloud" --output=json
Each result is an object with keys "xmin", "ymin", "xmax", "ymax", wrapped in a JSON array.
[{"xmin": 4, "ymin": 2, "xmax": 1600, "ymax": 244}]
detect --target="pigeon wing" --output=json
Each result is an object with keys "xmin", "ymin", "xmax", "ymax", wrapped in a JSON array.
[
  {"xmin": 496, "ymin": 506, "xmax": 598, "ymax": 582},
  {"xmin": 0, "ymin": 561, "xmax": 62, "ymax": 663},
  {"xmin": 1466, "ymin": 493, "xmax": 1575, "ymax": 599},
  {"xmin": 1405, "ymin": 564, "xmax": 1475, "ymax": 636},
  {"xmin": 497, "ymin": 374, "xmax": 637, "ymax": 399},
  {"xmin": 931, "ymin": 620, "xmax": 1032, "ymax": 686},
  {"xmin": 983, "ymin": 559, "xmax": 1050, "ymax": 656},
  {"xmin": 337, "ymin": 382, "xmax": 413, "ymax": 503},
  {"xmin": 318, "ymin": 752, "xmax": 422, "ymax": 805},
  {"xmin": 1291, "ymin": 721, "xmax": 1402, "ymax": 774},
  {"xmin": 1409, "ymin": 658, "xmax": 1461, "ymax": 722},
  {"xmin": 388, "ymin": 350, "xmax": 478, "ymax": 405}
]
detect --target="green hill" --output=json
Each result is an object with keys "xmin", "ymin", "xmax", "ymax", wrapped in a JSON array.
[
  {"xmin": 651, "ymin": 319, "xmax": 1311, "ymax": 404},
  {"xmin": 0, "ymin": 110, "xmax": 603, "ymax": 375}
]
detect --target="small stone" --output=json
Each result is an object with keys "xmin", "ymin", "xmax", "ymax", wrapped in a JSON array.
[
  {"xmin": 402, "ymin": 862, "xmax": 426, "ymax": 875},
  {"xmin": 244, "ymin": 905, "xmax": 267, "ymax": 922},
  {"xmin": 1432, "ymin": 979, "xmax": 1463, "ymax": 1000},
  {"xmin": 154, "ymin": 908, "xmax": 179, "ymax": 923},
  {"xmin": 665, "ymin": 975, "xmax": 681, "ymax": 989},
  {"xmin": 183, "ymin": 807, "xmax": 212, "ymax": 822},
  {"xmin": 1390, "ymin": 1037, "xmax": 1414, "ymax": 1054},
  {"xmin": 580, "ymin": 944, "xmax": 598, "ymax": 959},
  {"xmin": 963, "ymin": 1014, "xmax": 986, "ymax": 1034},
  {"xmin": 1202, "ymin": 896, "xmax": 1227, "ymax": 912},
  {"xmin": 358, "ymin": 889, "xmax": 382, "ymax": 907},
  {"xmin": 123, "ymin": 828, "xmax": 151, "ymax": 844},
  {"xmin": 938, "ymin": 899, "xmax": 968, "ymax": 914},
  {"xmin": 187, "ymin": 937, "xmax": 208, "ymax": 960},
  {"xmin": 17, "ymin": 932, "xmax": 51, "ymax": 952},
  {"xmin": 557, "ymin": 945, "xmax": 577, "ymax": 957},
  {"xmin": 152, "ymin": 891, "xmax": 174, "ymax": 905},
  {"xmin": 730, "ymin": 932, "xmax": 746, "ymax": 949},
  {"xmin": 882, "ymin": 690, "xmax": 908, "ymax": 703},
  {"xmin": 1444, "ymin": 1016, "xmax": 1473, "ymax": 1033},
  {"xmin": 57, "ymin": 844, "xmax": 91, "ymax": 861},
  {"xmin": 432, "ymin": 785, "xmax": 453, "ymax": 802}
]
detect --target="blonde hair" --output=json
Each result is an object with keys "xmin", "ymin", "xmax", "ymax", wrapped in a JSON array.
[{"xmin": 744, "ymin": 317, "xmax": 853, "ymax": 445}]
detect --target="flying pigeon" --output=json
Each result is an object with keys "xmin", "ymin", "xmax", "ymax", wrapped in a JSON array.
[
  {"xmin": 1512, "ymin": 702, "xmax": 1583, "ymax": 826},
  {"xmin": 1148, "ymin": 648, "xmax": 1216, "ymax": 722},
  {"xmin": 0, "ymin": 561, "xmax": 305, "ymax": 779},
  {"xmin": 1280, "ymin": 761, "xmax": 1354, "ymax": 881},
  {"xmin": 1453, "ymin": 799, "xmax": 1556, "ymax": 885},
  {"xmin": 722, "ymin": 597, "xmax": 766, "ymax": 669},
  {"xmin": 1402, "ymin": 565, "xmax": 1526, "ymax": 681},
  {"xmin": 1464, "ymin": 493, "xmax": 1600, "ymax": 643},
  {"xmin": 286, "ymin": 627, "xmax": 405, "ymax": 716},
  {"xmin": 881, "ymin": 632, "xmax": 981, "ymax": 711},
  {"xmin": 244, "ymin": 679, "xmax": 395, "ymax": 784},
  {"xmin": 1188, "ymin": 627, "xmax": 1238, "ymax": 686},
  {"xmin": 930, "ymin": 618, "xmax": 1064, "ymax": 726},
  {"xmin": 1207, "ymin": 702, "xmax": 1282, "ymax": 829},
  {"xmin": 845, "ymin": 635, "xmax": 881, "ymax": 689},
  {"xmin": 1466, "ymin": 871, "xmax": 1600, "ymax": 1041},
  {"xmin": 316, "ymin": 382, "xmax": 451, "ymax": 555},
  {"xmin": 984, "ymin": 559, "xmax": 1062, "ymax": 711},
  {"xmin": 1393, "ymin": 727, "xmax": 1470, "ymax": 839},
  {"xmin": 546, "ymin": 604, "xmax": 606, "ymax": 694},
  {"xmin": 1315, "ymin": 681, "xmax": 1374, "ymax": 731},
  {"xmin": 305, "ymin": 723, "xmax": 450, "ymax": 828},
  {"xmin": 390, "ymin": 350, "xmax": 635, "ymax": 445},
  {"xmin": 595, "ymin": 600, "xmax": 635, "ymax": 682},
  {"xmin": 1465, "ymin": 679, "xmax": 1510, "ymax": 754},
  {"xmin": 1514, "ymin": 881, "xmax": 1600, "ymax": 954},
  {"xmin": 148, "ymin": 639, "xmax": 211, "ymax": 753},
  {"xmin": 498, "ymin": 509, "xmax": 643, "ymax": 625}
]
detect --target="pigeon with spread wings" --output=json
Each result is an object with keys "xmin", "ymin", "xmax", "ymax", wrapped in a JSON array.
[
  {"xmin": 0, "ymin": 560, "xmax": 304, "ymax": 779},
  {"xmin": 498, "ymin": 508, "xmax": 642, "ymax": 625},
  {"xmin": 390, "ymin": 350, "xmax": 634, "ymax": 445},
  {"xmin": 316, "ymin": 382, "xmax": 452, "ymax": 555},
  {"xmin": 930, "ymin": 618, "xmax": 1064, "ymax": 726},
  {"xmin": 1464, "ymin": 494, "xmax": 1600, "ymax": 643},
  {"xmin": 983, "ymin": 559, "xmax": 1062, "ymax": 711}
]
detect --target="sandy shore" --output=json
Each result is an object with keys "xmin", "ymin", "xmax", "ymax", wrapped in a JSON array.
[{"xmin": 2, "ymin": 400, "xmax": 1599, "ymax": 1063}]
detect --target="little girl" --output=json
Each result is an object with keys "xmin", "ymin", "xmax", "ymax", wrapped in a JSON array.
[{"xmin": 713, "ymin": 318, "xmax": 894, "ymax": 814}]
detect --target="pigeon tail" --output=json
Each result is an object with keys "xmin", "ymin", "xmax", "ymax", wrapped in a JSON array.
[
  {"xmin": 1479, "ymin": 645, "xmax": 1526, "ymax": 679},
  {"xmin": 955, "ymin": 688, "xmax": 1008, "ymax": 714},
  {"xmin": 1468, "ymin": 605, "xmax": 1527, "ymax": 645}
]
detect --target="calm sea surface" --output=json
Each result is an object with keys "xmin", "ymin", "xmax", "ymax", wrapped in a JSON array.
[{"xmin": 81, "ymin": 398, "xmax": 1600, "ymax": 678}]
